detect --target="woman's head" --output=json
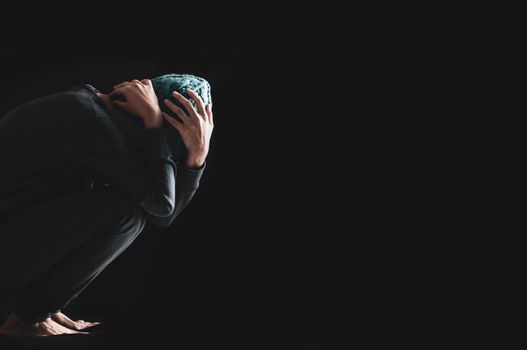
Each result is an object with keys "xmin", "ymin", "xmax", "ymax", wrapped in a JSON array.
[
  {"xmin": 150, "ymin": 74, "xmax": 212, "ymax": 162},
  {"xmin": 106, "ymin": 74, "xmax": 212, "ymax": 162}
]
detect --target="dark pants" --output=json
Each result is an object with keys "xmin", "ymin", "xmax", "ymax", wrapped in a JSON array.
[{"xmin": 0, "ymin": 182, "xmax": 146, "ymax": 323}]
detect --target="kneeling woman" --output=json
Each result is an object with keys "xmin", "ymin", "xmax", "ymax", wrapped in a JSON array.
[{"xmin": 0, "ymin": 74, "xmax": 214, "ymax": 337}]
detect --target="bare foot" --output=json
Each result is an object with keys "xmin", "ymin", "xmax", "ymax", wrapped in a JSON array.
[
  {"xmin": 51, "ymin": 312, "xmax": 100, "ymax": 331},
  {"xmin": 0, "ymin": 312, "xmax": 89, "ymax": 337}
]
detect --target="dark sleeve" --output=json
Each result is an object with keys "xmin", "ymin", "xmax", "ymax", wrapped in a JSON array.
[
  {"xmin": 60, "ymin": 127, "xmax": 177, "ymax": 217},
  {"xmin": 132, "ymin": 128, "xmax": 178, "ymax": 217},
  {"xmin": 145, "ymin": 162, "xmax": 205, "ymax": 228},
  {"xmin": 35, "ymin": 94, "xmax": 204, "ymax": 224}
]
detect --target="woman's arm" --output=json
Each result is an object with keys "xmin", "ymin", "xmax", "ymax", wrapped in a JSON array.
[
  {"xmin": 105, "ymin": 79, "xmax": 177, "ymax": 216},
  {"xmin": 107, "ymin": 80, "xmax": 214, "ymax": 219},
  {"xmin": 60, "ymin": 124, "xmax": 177, "ymax": 217},
  {"xmin": 47, "ymin": 79, "xmax": 213, "ymax": 223},
  {"xmin": 145, "ymin": 161, "xmax": 205, "ymax": 227}
]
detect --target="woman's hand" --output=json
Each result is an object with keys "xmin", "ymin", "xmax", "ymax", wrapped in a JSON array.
[
  {"xmin": 162, "ymin": 89, "xmax": 214, "ymax": 169},
  {"xmin": 109, "ymin": 79, "xmax": 163, "ymax": 128}
]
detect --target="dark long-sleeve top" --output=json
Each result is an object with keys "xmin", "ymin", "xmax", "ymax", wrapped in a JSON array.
[{"xmin": 0, "ymin": 84, "xmax": 204, "ymax": 228}]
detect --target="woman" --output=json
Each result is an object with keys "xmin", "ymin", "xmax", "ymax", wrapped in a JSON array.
[{"xmin": 0, "ymin": 74, "xmax": 214, "ymax": 337}]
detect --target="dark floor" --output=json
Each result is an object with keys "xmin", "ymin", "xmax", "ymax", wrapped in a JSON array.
[
  {"xmin": 0, "ymin": 45, "xmax": 332, "ymax": 350},
  {"xmin": 0, "ymin": 306, "xmax": 326, "ymax": 349},
  {"xmin": 0, "ymin": 331, "xmax": 325, "ymax": 350}
]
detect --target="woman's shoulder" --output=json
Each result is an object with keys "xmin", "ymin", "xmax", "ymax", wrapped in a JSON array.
[{"xmin": 69, "ymin": 84, "xmax": 100, "ymax": 94}]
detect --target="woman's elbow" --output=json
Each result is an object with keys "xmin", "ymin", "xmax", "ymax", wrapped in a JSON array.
[{"xmin": 141, "ymin": 195, "xmax": 174, "ymax": 217}]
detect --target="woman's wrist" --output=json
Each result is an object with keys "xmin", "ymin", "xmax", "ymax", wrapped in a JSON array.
[
  {"xmin": 143, "ymin": 107, "xmax": 163, "ymax": 128},
  {"xmin": 184, "ymin": 152, "xmax": 206, "ymax": 169},
  {"xmin": 144, "ymin": 115, "xmax": 163, "ymax": 128}
]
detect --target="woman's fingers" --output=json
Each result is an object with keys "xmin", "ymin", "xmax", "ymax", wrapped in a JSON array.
[
  {"xmin": 113, "ymin": 81, "xmax": 132, "ymax": 90},
  {"xmin": 109, "ymin": 86, "xmax": 126, "ymax": 95},
  {"xmin": 111, "ymin": 99, "xmax": 129, "ymax": 112},
  {"xmin": 172, "ymin": 91, "xmax": 198, "ymax": 118},
  {"xmin": 108, "ymin": 88, "xmax": 129, "ymax": 102},
  {"xmin": 186, "ymin": 89, "xmax": 206, "ymax": 117},
  {"xmin": 206, "ymin": 103, "xmax": 213, "ymax": 123},
  {"xmin": 162, "ymin": 112, "xmax": 183, "ymax": 130},
  {"xmin": 113, "ymin": 78, "xmax": 146, "ymax": 90},
  {"xmin": 164, "ymin": 99, "xmax": 189, "ymax": 120}
]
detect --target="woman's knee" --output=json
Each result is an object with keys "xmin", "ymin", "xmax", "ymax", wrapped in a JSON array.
[
  {"xmin": 99, "ymin": 188, "xmax": 146, "ymax": 237},
  {"xmin": 117, "ymin": 205, "xmax": 146, "ymax": 237}
]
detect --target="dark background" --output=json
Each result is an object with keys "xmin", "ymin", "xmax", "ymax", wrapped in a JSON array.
[{"xmin": 0, "ymin": 46, "xmax": 331, "ymax": 348}]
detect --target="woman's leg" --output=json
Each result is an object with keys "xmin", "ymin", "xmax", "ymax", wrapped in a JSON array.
[{"xmin": 0, "ymin": 184, "xmax": 146, "ymax": 328}]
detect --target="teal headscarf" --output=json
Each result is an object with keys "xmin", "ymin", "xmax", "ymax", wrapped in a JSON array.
[{"xmin": 151, "ymin": 74, "xmax": 212, "ymax": 162}]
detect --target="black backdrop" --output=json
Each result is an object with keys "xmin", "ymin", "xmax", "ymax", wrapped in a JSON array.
[{"xmin": 0, "ymin": 46, "xmax": 330, "ymax": 348}]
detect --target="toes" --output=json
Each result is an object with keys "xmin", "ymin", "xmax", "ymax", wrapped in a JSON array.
[
  {"xmin": 79, "ymin": 321, "xmax": 101, "ymax": 329},
  {"xmin": 76, "ymin": 323, "xmax": 93, "ymax": 330},
  {"xmin": 53, "ymin": 322, "xmax": 79, "ymax": 334},
  {"xmin": 48, "ymin": 328, "xmax": 61, "ymax": 336}
]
